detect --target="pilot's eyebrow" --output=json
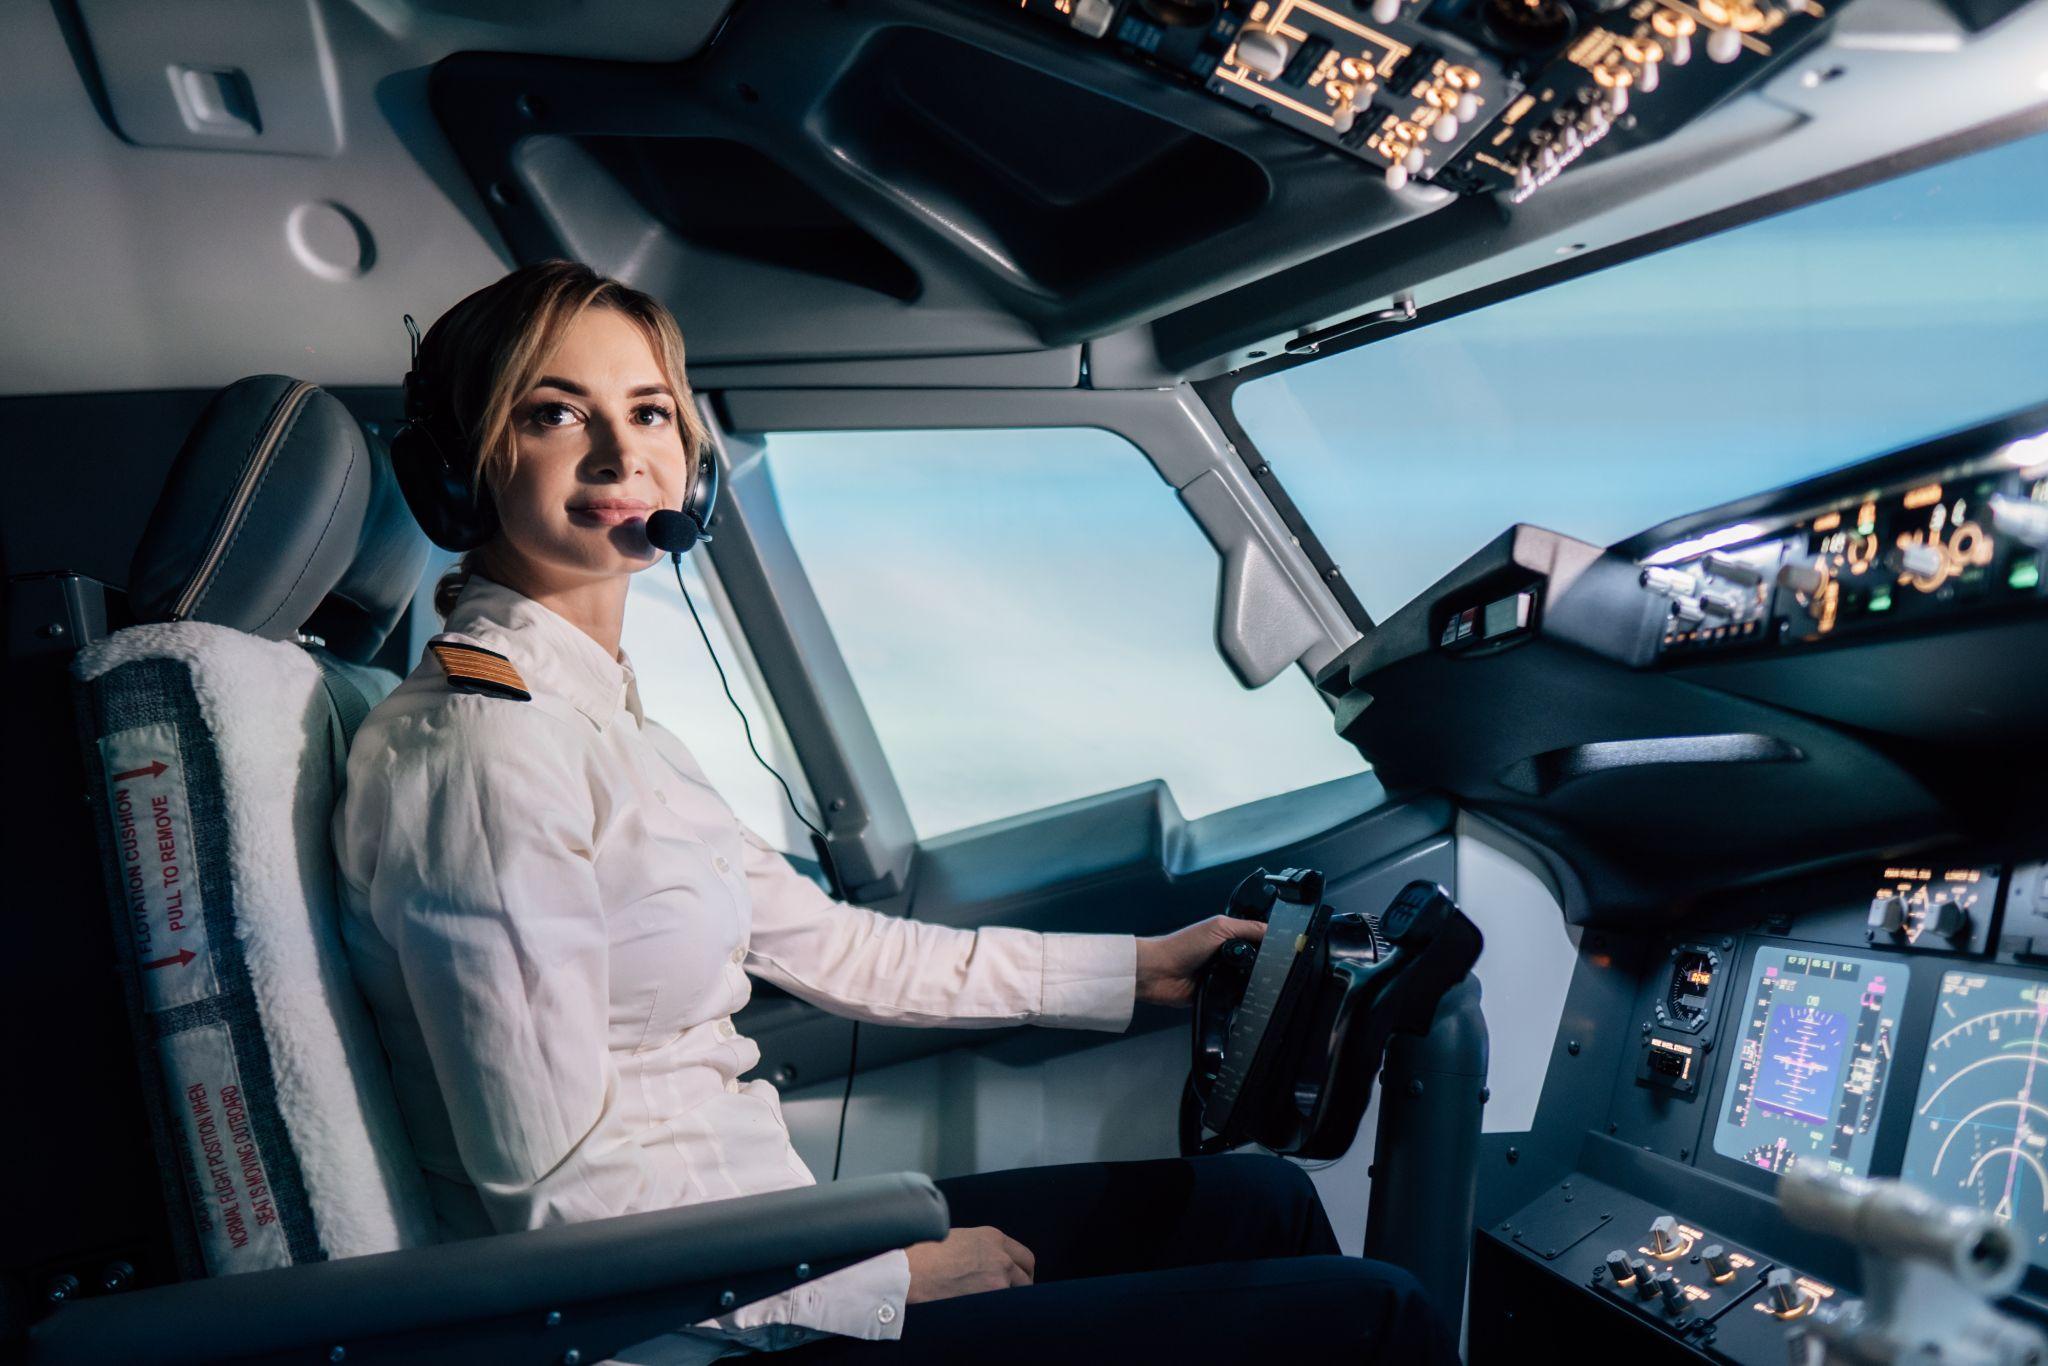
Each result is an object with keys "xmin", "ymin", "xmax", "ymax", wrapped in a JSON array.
[{"xmin": 532, "ymin": 375, "xmax": 674, "ymax": 399}]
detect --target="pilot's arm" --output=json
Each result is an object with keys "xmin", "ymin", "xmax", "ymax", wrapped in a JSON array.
[
  {"xmin": 358, "ymin": 698, "xmax": 673, "ymax": 1234},
  {"xmin": 737, "ymin": 821, "xmax": 1139, "ymax": 1034}
]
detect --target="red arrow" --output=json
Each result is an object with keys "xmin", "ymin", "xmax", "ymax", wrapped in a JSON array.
[
  {"xmin": 142, "ymin": 948, "xmax": 196, "ymax": 970},
  {"xmin": 113, "ymin": 761, "xmax": 169, "ymax": 781}
]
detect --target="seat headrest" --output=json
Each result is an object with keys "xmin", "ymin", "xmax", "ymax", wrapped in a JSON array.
[{"xmin": 128, "ymin": 376, "xmax": 429, "ymax": 662}]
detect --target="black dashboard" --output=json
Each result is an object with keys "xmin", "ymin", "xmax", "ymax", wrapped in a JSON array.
[
  {"xmin": 1474, "ymin": 853, "xmax": 2048, "ymax": 1360},
  {"xmin": 1300, "ymin": 399, "xmax": 2048, "ymax": 1357}
]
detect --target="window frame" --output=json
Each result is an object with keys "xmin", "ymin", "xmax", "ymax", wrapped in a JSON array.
[{"xmin": 1194, "ymin": 102, "xmax": 2048, "ymax": 638}]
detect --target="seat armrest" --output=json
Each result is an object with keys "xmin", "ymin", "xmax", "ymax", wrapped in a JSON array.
[{"xmin": 25, "ymin": 1173, "xmax": 947, "ymax": 1366}]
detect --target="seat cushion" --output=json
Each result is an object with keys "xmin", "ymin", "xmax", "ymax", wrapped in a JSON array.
[{"xmin": 72, "ymin": 622, "xmax": 436, "ymax": 1277}]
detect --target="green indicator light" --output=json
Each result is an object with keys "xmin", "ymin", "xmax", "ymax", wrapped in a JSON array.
[
  {"xmin": 2012, "ymin": 559, "xmax": 2043, "ymax": 591},
  {"xmin": 1868, "ymin": 588, "xmax": 1893, "ymax": 612}
]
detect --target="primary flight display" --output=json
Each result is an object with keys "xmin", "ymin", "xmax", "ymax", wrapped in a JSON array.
[{"xmin": 1713, "ymin": 948, "xmax": 1901, "ymax": 1176}]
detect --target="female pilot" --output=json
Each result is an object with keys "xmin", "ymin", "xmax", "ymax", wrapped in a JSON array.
[{"xmin": 332, "ymin": 260, "xmax": 1456, "ymax": 1364}]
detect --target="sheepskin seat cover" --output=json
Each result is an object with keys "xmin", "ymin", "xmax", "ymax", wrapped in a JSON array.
[{"xmin": 73, "ymin": 621, "xmax": 436, "ymax": 1277}]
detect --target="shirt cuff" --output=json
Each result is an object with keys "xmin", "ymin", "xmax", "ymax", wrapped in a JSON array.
[
  {"xmin": 691, "ymin": 1247, "xmax": 911, "ymax": 1344},
  {"xmin": 1039, "ymin": 932, "xmax": 1137, "ymax": 1033}
]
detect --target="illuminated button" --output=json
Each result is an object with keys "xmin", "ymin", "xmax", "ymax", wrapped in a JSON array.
[
  {"xmin": 1703, "ymin": 1244, "xmax": 1734, "ymax": 1283},
  {"xmin": 1233, "ymin": 30, "xmax": 1292, "ymax": 80},
  {"xmin": 1605, "ymin": 1250, "xmax": 1637, "ymax": 1284},
  {"xmin": 877, "ymin": 1304, "xmax": 897, "ymax": 1325}
]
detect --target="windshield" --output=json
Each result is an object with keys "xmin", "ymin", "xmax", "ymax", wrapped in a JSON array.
[{"xmin": 1231, "ymin": 126, "xmax": 2048, "ymax": 624}]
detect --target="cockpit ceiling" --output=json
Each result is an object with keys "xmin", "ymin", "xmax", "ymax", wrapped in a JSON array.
[{"xmin": 5, "ymin": 0, "xmax": 2047, "ymax": 396}]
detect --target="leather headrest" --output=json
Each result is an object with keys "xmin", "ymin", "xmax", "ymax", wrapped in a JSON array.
[
  {"xmin": 129, "ymin": 376, "xmax": 426, "ymax": 661},
  {"xmin": 304, "ymin": 424, "xmax": 432, "ymax": 663}
]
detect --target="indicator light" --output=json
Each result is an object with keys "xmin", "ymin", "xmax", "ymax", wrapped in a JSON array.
[
  {"xmin": 2012, "ymin": 559, "xmax": 2042, "ymax": 591},
  {"xmin": 1868, "ymin": 587, "xmax": 1893, "ymax": 612}
]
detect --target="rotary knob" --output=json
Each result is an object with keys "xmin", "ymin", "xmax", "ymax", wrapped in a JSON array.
[
  {"xmin": 1649, "ymin": 1214, "xmax": 1685, "ymax": 1257},
  {"xmin": 1868, "ymin": 897, "xmax": 1906, "ymax": 934},
  {"xmin": 1234, "ymin": 29, "xmax": 1293, "ymax": 79},
  {"xmin": 1657, "ymin": 1271, "xmax": 1686, "ymax": 1315},
  {"xmin": 1702, "ymin": 1243, "xmax": 1734, "ymax": 1283},
  {"xmin": 1633, "ymin": 1262, "xmax": 1661, "ymax": 1299},
  {"xmin": 1605, "ymin": 1249, "xmax": 1637, "ymax": 1285},
  {"xmin": 1932, "ymin": 901, "xmax": 1971, "ymax": 938},
  {"xmin": 1766, "ymin": 1267, "xmax": 1804, "ymax": 1317}
]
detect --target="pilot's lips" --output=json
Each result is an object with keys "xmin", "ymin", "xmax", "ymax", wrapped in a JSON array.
[{"xmin": 569, "ymin": 501, "xmax": 651, "ymax": 526}]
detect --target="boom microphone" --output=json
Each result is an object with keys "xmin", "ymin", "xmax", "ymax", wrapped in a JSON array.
[{"xmin": 644, "ymin": 506, "xmax": 701, "ymax": 556}]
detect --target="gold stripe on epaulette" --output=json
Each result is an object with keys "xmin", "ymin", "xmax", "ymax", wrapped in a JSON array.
[{"xmin": 429, "ymin": 641, "xmax": 532, "ymax": 701}]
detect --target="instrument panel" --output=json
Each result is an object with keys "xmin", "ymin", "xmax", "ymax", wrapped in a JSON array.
[
  {"xmin": 989, "ymin": 0, "xmax": 1846, "ymax": 197},
  {"xmin": 1642, "ymin": 429, "xmax": 2048, "ymax": 659}
]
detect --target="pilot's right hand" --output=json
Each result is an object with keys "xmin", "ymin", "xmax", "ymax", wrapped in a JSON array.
[{"xmin": 904, "ymin": 1225, "xmax": 1036, "ymax": 1303}]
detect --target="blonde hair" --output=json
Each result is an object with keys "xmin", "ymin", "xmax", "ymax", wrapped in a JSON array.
[{"xmin": 416, "ymin": 259, "xmax": 711, "ymax": 619}]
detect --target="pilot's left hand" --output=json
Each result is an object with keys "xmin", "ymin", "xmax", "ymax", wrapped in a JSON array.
[{"xmin": 1135, "ymin": 916, "xmax": 1268, "ymax": 1007}]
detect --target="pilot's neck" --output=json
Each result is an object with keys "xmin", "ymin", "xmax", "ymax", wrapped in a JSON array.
[{"xmin": 473, "ymin": 544, "xmax": 629, "ymax": 662}]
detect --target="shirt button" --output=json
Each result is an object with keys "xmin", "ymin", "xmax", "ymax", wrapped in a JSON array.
[
  {"xmin": 877, "ymin": 1304, "xmax": 897, "ymax": 1325},
  {"xmin": 714, "ymin": 855, "xmax": 731, "ymax": 873},
  {"xmin": 730, "ymin": 945, "xmax": 746, "ymax": 965},
  {"xmin": 656, "ymin": 789, "xmax": 670, "ymax": 805},
  {"xmin": 725, "ymin": 1079, "xmax": 740, "ymax": 1094},
  {"xmin": 717, "ymin": 1019, "xmax": 736, "ymax": 1038}
]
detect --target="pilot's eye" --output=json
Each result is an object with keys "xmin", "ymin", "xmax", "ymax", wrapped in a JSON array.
[
  {"xmin": 531, "ymin": 401, "xmax": 576, "ymax": 427},
  {"xmin": 635, "ymin": 403, "xmax": 674, "ymax": 425}
]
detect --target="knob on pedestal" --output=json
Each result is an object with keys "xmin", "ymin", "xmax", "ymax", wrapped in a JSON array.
[
  {"xmin": 1766, "ymin": 1267, "xmax": 1805, "ymax": 1317},
  {"xmin": 1657, "ymin": 1271, "xmax": 1686, "ymax": 1315},
  {"xmin": 1702, "ymin": 1243, "xmax": 1734, "ymax": 1282},
  {"xmin": 1605, "ymin": 1250, "xmax": 1637, "ymax": 1285},
  {"xmin": 1633, "ymin": 1262, "xmax": 1661, "ymax": 1299},
  {"xmin": 1649, "ymin": 1214, "xmax": 1685, "ymax": 1257},
  {"xmin": 1932, "ymin": 901, "xmax": 1971, "ymax": 938},
  {"xmin": 1868, "ymin": 897, "xmax": 1906, "ymax": 934}
]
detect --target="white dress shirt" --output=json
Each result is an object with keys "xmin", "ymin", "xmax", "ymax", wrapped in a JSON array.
[{"xmin": 331, "ymin": 572, "xmax": 1137, "ymax": 1360}]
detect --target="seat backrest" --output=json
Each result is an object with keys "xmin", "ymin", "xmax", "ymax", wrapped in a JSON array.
[{"xmin": 69, "ymin": 376, "xmax": 436, "ymax": 1280}]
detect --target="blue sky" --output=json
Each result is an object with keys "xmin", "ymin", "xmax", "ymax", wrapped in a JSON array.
[{"xmin": 1235, "ymin": 127, "xmax": 2048, "ymax": 620}]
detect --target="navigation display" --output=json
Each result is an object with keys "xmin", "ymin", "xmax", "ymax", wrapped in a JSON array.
[
  {"xmin": 1901, "ymin": 970, "xmax": 2048, "ymax": 1271},
  {"xmin": 1713, "ymin": 948, "xmax": 1901, "ymax": 1176}
]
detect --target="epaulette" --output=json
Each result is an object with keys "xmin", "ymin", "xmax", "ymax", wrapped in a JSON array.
[{"xmin": 428, "ymin": 638, "xmax": 532, "ymax": 701}]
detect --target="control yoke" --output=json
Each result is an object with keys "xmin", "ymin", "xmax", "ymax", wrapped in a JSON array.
[{"xmin": 1183, "ymin": 872, "xmax": 1484, "ymax": 1159}]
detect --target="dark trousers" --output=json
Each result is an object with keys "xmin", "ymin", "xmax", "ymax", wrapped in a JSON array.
[{"xmin": 784, "ymin": 1154, "xmax": 1461, "ymax": 1364}]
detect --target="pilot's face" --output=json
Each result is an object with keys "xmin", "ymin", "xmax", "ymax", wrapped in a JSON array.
[{"xmin": 490, "ymin": 305, "xmax": 690, "ymax": 583}]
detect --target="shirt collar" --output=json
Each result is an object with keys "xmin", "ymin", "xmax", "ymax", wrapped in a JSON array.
[{"xmin": 440, "ymin": 572, "xmax": 645, "ymax": 729}]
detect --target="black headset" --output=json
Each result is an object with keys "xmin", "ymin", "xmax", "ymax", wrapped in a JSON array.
[{"xmin": 389, "ymin": 313, "xmax": 719, "ymax": 554}]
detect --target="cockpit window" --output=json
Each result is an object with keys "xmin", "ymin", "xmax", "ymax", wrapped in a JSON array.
[
  {"xmin": 1230, "ymin": 127, "xmax": 2048, "ymax": 624},
  {"xmin": 762, "ymin": 426, "xmax": 1367, "ymax": 839}
]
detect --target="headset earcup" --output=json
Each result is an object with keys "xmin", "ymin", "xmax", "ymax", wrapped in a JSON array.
[
  {"xmin": 681, "ymin": 446, "xmax": 720, "ymax": 546},
  {"xmin": 389, "ymin": 421, "xmax": 496, "ymax": 552}
]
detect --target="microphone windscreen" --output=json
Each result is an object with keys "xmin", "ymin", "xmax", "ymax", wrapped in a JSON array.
[{"xmin": 644, "ymin": 508, "xmax": 695, "ymax": 553}]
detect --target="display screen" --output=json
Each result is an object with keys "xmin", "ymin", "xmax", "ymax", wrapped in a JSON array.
[
  {"xmin": 1901, "ymin": 970, "xmax": 2048, "ymax": 1271},
  {"xmin": 1713, "ymin": 948, "xmax": 1901, "ymax": 1176}
]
